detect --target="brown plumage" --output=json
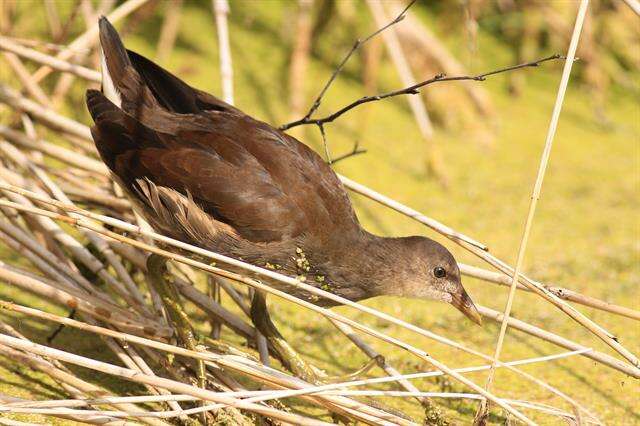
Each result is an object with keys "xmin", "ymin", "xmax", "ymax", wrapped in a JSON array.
[{"xmin": 87, "ymin": 18, "xmax": 481, "ymax": 324}]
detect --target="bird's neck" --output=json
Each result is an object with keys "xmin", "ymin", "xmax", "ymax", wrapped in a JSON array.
[{"xmin": 320, "ymin": 233, "xmax": 420, "ymax": 302}]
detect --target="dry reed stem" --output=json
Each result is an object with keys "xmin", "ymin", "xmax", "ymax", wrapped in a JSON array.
[
  {"xmin": 0, "ymin": 214, "xmax": 82, "ymax": 289},
  {"xmin": 622, "ymin": 0, "xmax": 640, "ymax": 16},
  {"xmin": 0, "ymin": 84, "xmax": 92, "ymax": 141},
  {"xmin": 0, "ymin": 393, "xmax": 124, "ymax": 425},
  {"xmin": 0, "ymin": 37, "xmax": 101, "ymax": 82},
  {"xmin": 0, "ymin": 334, "xmax": 334, "ymax": 426},
  {"xmin": 329, "ymin": 318, "xmax": 431, "ymax": 408},
  {"xmin": 483, "ymin": 0, "xmax": 591, "ymax": 409},
  {"xmin": 213, "ymin": 0, "xmax": 234, "ymax": 105},
  {"xmin": 2, "ymin": 180, "xmax": 631, "ymax": 382},
  {"xmin": 477, "ymin": 305, "xmax": 637, "ymax": 377},
  {"xmin": 287, "ymin": 0, "xmax": 313, "ymax": 120},
  {"xmin": 0, "ymin": 329, "xmax": 167, "ymax": 426},
  {"xmin": 459, "ymin": 263, "xmax": 639, "ymax": 321},
  {"xmin": 1, "ymin": 53, "xmax": 51, "ymax": 106},
  {"xmin": 0, "ymin": 195, "xmax": 542, "ymax": 425},
  {"xmin": 329, "ymin": 318, "xmax": 600, "ymax": 423},
  {"xmin": 1, "ymin": 37, "xmax": 80, "ymax": 53},
  {"xmin": 43, "ymin": 0, "xmax": 62, "ymax": 40},
  {"xmin": 0, "ymin": 301, "xmax": 599, "ymax": 399},
  {"xmin": 49, "ymin": 0, "xmax": 104, "ymax": 107},
  {"xmin": 0, "ymin": 173, "xmax": 632, "ymax": 420},
  {"xmin": 31, "ymin": 166, "xmax": 149, "ymax": 311},
  {"xmin": 155, "ymin": 0, "xmax": 183, "ymax": 62},
  {"xmin": 0, "ymin": 266, "xmax": 166, "ymax": 338},
  {"xmin": 0, "ymin": 327, "xmax": 410, "ymax": 425},
  {"xmin": 0, "ymin": 125, "xmax": 107, "ymax": 173},
  {"xmin": 2, "ymin": 301, "xmax": 596, "ymax": 423},
  {"xmin": 2, "ymin": 398, "xmax": 581, "ymax": 423},
  {"xmin": 30, "ymin": 0, "xmax": 151, "ymax": 84},
  {"xmin": 0, "ymin": 183, "xmax": 147, "ymax": 310},
  {"xmin": 0, "ymin": 250, "xmax": 410, "ymax": 420}
]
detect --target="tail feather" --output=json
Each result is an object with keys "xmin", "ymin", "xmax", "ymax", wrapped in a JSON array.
[
  {"xmin": 98, "ymin": 16, "xmax": 131, "ymax": 107},
  {"xmin": 86, "ymin": 89, "xmax": 162, "ymax": 166},
  {"xmin": 127, "ymin": 49, "xmax": 235, "ymax": 115}
]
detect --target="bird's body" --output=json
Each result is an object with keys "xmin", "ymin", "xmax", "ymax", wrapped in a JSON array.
[{"xmin": 88, "ymin": 18, "xmax": 481, "ymax": 322}]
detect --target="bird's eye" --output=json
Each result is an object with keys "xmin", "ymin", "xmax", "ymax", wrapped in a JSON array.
[{"xmin": 433, "ymin": 267, "xmax": 446, "ymax": 278}]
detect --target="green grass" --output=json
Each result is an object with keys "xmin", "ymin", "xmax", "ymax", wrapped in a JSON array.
[{"xmin": 1, "ymin": 1, "xmax": 638, "ymax": 424}]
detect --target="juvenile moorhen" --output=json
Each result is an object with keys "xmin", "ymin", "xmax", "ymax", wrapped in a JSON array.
[{"xmin": 87, "ymin": 17, "xmax": 481, "ymax": 383}]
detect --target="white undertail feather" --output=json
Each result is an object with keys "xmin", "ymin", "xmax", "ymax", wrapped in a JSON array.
[{"xmin": 100, "ymin": 47, "xmax": 122, "ymax": 108}]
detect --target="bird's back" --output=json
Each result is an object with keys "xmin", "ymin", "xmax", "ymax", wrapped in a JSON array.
[{"xmin": 87, "ymin": 18, "xmax": 361, "ymax": 253}]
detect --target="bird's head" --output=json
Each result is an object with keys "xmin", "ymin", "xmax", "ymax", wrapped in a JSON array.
[{"xmin": 384, "ymin": 236, "xmax": 482, "ymax": 325}]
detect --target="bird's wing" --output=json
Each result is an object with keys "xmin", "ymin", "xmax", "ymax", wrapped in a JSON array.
[
  {"xmin": 88, "ymin": 89, "xmax": 320, "ymax": 243},
  {"xmin": 92, "ymin": 17, "xmax": 362, "ymax": 244},
  {"xmin": 122, "ymin": 33, "xmax": 362, "ymax": 243}
]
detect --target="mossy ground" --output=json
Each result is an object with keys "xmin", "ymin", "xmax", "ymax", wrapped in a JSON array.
[{"xmin": 1, "ymin": 1, "xmax": 638, "ymax": 424}]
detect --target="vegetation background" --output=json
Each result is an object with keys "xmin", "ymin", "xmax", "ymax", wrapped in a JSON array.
[{"xmin": 0, "ymin": 0, "xmax": 638, "ymax": 424}]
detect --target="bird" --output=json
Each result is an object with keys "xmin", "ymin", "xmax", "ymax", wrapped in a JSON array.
[{"xmin": 87, "ymin": 17, "xmax": 481, "ymax": 382}]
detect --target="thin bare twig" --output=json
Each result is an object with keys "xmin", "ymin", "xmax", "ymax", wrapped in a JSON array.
[
  {"xmin": 279, "ymin": 0, "xmax": 416, "ymax": 163},
  {"xmin": 284, "ymin": 0, "xmax": 417, "ymax": 129},
  {"xmin": 282, "ymin": 54, "xmax": 565, "ymax": 131},
  {"xmin": 329, "ymin": 140, "xmax": 367, "ymax": 165}
]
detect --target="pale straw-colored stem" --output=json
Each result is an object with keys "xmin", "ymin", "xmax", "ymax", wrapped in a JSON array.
[
  {"xmin": 0, "ymin": 35, "xmax": 101, "ymax": 82},
  {"xmin": 0, "ymin": 301, "xmax": 597, "ymax": 389},
  {"xmin": 330, "ymin": 318, "xmax": 432, "ymax": 408},
  {"xmin": 0, "ymin": 126, "xmax": 106, "ymax": 173},
  {"xmin": 0, "ymin": 197, "xmax": 536, "ymax": 424},
  {"xmin": 31, "ymin": 166, "xmax": 149, "ymax": 312},
  {"xmin": 0, "ymin": 180, "xmax": 634, "ymax": 426},
  {"xmin": 1, "ymin": 397, "xmax": 579, "ymax": 422},
  {"xmin": 0, "ymin": 332, "xmax": 167, "ymax": 426},
  {"xmin": 622, "ymin": 0, "xmax": 640, "ymax": 16},
  {"xmin": 1, "ymin": 52, "xmax": 51, "ymax": 106},
  {"xmin": 3, "ymin": 291, "xmax": 603, "ymax": 422},
  {"xmin": 30, "ymin": 0, "xmax": 151, "ymax": 83},
  {"xmin": 213, "ymin": 0, "xmax": 234, "ymax": 104},
  {"xmin": 0, "ymin": 334, "xmax": 333, "ymax": 426},
  {"xmin": 2, "ymin": 301, "xmax": 596, "ymax": 422},
  {"xmin": 0, "ymin": 266, "xmax": 168, "ymax": 338},
  {"xmin": 0, "ymin": 309, "xmax": 405, "ymax": 425},
  {"xmin": 0, "ymin": 394, "xmax": 124, "ymax": 425},
  {"xmin": 459, "ymin": 263, "xmax": 639, "ymax": 321},
  {"xmin": 478, "ymin": 304, "xmax": 636, "ymax": 377},
  {"xmin": 0, "ymin": 84, "xmax": 92, "ymax": 141},
  {"xmin": 367, "ymin": 0, "xmax": 438, "ymax": 171},
  {"xmin": 0, "ymin": 183, "xmax": 146, "ymax": 309},
  {"xmin": 484, "ymin": 0, "xmax": 590, "ymax": 400}
]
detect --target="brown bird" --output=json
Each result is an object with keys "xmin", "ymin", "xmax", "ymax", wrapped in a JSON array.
[{"xmin": 87, "ymin": 17, "xmax": 481, "ymax": 381}]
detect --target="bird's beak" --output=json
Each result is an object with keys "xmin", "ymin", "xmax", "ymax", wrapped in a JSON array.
[{"xmin": 451, "ymin": 288, "xmax": 482, "ymax": 325}]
